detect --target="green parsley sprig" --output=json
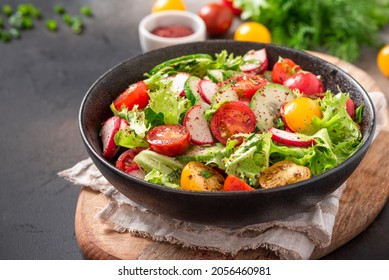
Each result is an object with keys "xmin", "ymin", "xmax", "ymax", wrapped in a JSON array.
[{"xmin": 234, "ymin": 0, "xmax": 389, "ymax": 61}]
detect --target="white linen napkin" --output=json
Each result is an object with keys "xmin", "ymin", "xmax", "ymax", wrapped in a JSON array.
[{"xmin": 59, "ymin": 91, "xmax": 388, "ymax": 260}]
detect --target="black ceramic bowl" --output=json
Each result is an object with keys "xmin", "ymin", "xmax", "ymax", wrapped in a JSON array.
[{"xmin": 79, "ymin": 41, "xmax": 375, "ymax": 228}]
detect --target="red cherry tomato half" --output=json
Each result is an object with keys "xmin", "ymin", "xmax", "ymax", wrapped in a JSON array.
[
  {"xmin": 223, "ymin": 175, "xmax": 254, "ymax": 191},
  {"xmin": 221, "ymin": 0, "xmax": 242, "ymax": 16},
  {"xmin": 198, "ymin": 2, "xmax": 233, "ymax": 35},
  {"xmin": 146, "ymin": 124, "xmax": 190, "ymax": 157},
  {"xmin": 283, "ymin": 71, "xmax": 325, "ymax": 96},
  {"xmin": 210, "ymin": 100, "xmax": 256, "ymax": 145},
  {"xmin": 272, "ymin": 57, "xmax": 302, "ymax": 84},
  {"xmin": 114, "ymin": 81, "xmax": 149, "ymax": 111},
  {"xmin": 346, "ymin": 97, "xmax": 355, "ymax": 119},
  {"xmin": 116, "ymin": 147, "xmax": 146, "ymax": 173},
  {"xmin": 224, "ymin": 74, "xmax": 268, "ymax": 99}
]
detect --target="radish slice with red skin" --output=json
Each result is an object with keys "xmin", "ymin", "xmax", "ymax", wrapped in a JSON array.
[
  {"xmin": 119, "ymin": 118, "xmax": 129, "ymax": 131},
  {"xmin": 240, "ymin": 49, "xmax": 268, "ymax": 74},
  {"xmin": 125, "ymin": 165, "xmax": 145, "ymax": 179},
  {"xmin": 269, "ymin": 127, "xmax": 315, "ymax": 147},
  {"xmin": 198, "ymin": 79, "xmax": 218, "ymax": 104},
  {"xmin": 170, "ymin": 72, "xmax": 190, "ymax": 97},
  {"xmin": 101, "ymin": 116, "xmax": 121, "ymax": 160},
  {"xmin": 183, "ymin": 104, "xmax": 215, "ymax": 145}
]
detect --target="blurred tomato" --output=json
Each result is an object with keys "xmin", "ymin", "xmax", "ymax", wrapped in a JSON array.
[
  {"xmin": 272, "ymin": 57, "xmax": 302, "ymax": 84},
  {"xmin": 377, "ymin": 44, "xmax": 389, "ymax": 77},
  {"xmin": 221, "ymin": 0, "xmax": 242, "ymax": 16},
  {"xmin": 198, "ymin": 3, "xmax": 233, "ymax": 35},
  {"xmin": 346, "ymin": 97, "xmax": 355, "ymax": 119},
  {"xmin": 234, "ymin": 22, "xmax": 271, "ymax": 43},
  {"xmin": 283, "ymin": 71, "xmax": 325, "ymax": 96},
  {"xmin": 152, "ymin": 0, "xmax": 186, "ymax": 13}
]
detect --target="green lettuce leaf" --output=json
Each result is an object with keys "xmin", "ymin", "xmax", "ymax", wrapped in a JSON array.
[
  {"xmin": 224, "ymin": 133, "xmax": 272, "ymax": 186},
  {"xmin": 269, "ymin": 129, "xmax": 337, "ymax": 175},
  {"xmin": 112, "ymin": 105, "xmax": 150, "ymax": 149},
  {"xmin": 308, "ymin": 92, "xmax": 362, "ymax": 162},
  {"xmin": 148, "ymin": 81, "xmax": 190, "ymax": 125},
  {"xmin": 134, "ymin": 150, "xmax": 183, "ymax": 188},
  {"xmin": 177, "ymin": 143, "xmax": 231, "ymax": 169}
]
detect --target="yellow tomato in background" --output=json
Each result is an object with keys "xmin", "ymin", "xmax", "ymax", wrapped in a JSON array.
[
  {"xmin": 152, "ymin": 0, "xmax": 186, "ymax": 13},
  {"xmin": 377, "ymin": 44, "xmax": 389, "ymax": 77},
  {"xmin": 234, "ymin": 22, "xmax": 271, "ymax": 44}
]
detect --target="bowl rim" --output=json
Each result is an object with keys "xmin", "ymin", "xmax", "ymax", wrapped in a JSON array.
[
  {"xmin": 138, "ymin": 10, "xmax": 206, "ymax": 43},
  {"xmin": 79, "ymin": 40, "xmax": 376, "ymax": 198}
]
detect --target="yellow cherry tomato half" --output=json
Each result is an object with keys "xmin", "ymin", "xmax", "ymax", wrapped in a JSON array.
[
  {"xmin": 282, "ymin": 97, "xmax": 322, "ymax": 133},
  {"xmin": 180, "ymin": 162, "xmax": 225, "ymax": 192},
  {"xmin": 377, "ymin": 44, "xmax": 389, "ymax": 77},
  {"xmin": 152, "ymin": 0, "xmax": 186, "ymax": 13},
  {"xmin": 234, "ymin": 22, "xmax": 271, "ymax": 44}
]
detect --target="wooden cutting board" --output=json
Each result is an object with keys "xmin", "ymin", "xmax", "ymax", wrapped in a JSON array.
[{"xmin": 74, "ymin": 52, "xmax": 389, "ymax": 260}]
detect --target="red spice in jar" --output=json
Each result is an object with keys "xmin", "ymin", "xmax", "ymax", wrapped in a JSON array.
[{"xmin": 151, "ymin": 25, "xmax": 194, "ymax": 38}]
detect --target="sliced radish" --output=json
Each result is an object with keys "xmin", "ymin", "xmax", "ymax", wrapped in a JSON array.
[
  {"xmin": 198, "ymin": 79, "xmax": 218, "ymax": 104},
  {"xmin": 269, "ymin": 127, "xmax": 315, "ymax": 147},
  {"xmin": 101, "ymin": 116, "xmax": 121, "ymax": 160},
  {"xmin": 183, "ymin": 104, "xmax": 215, "ymax": 145},
  {"xmin": 125, "ymin": 165, "xmax": 145, "ymax": 179},
  {"xmin": 240, "ymin": 48, "xmax": 268, "ymax": 74},
  {"xmin": 170, "ymin": 72, "xmax": 190, "ymax": 97},
  {"xmin": 119, "ymin": 118, "xmax": 129, "ymax": 131}
]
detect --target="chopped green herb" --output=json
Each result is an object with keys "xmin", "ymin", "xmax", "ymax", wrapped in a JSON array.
[
  {"xmin": 8, "ymin": 11, "xmax": 23, "ymax": 29},
  {"xmin": 45, "ymin": 19, "xmax": 58, "ymax": 31},
  {"xmin": 168, "ymin": 169, "xmax": 182, "ymax": 182},
  {"xmin": 9, "ymin": 27, "xmax": 21, "ymax": 39},
  {"xmin": 354, "ymin": 104, "xmax": 365, "ymax": 124},
  {"xmin": 273, "ymin": 117, "xmax": 285, "ymax": 130},
  {"xmin": 0, "ymin": 30, "xmax": 10, "ymax": 42},
  {"xmin": 22, "ymin": 16, "xmax": 34, "ymax": 29},
  {"xmin": 54, "ymin": 4, "xmax": 66, "ymax": 15},
  {"xmin": 30, "ymin": 7, "xmax": 42, "ymax": 20},
  {"xmin": 70, "ymin": 16, "xmax": 83, "ymax": 34},
  {"xmin": 2, "ymin": 4, "xmax": 12, "ymax": 17},
  {"xmin": 200, "ymin": 169, "xmax": 213, "ymax": 179},
  {"xmin": 62, "ymin": 13, "xmax": 72, "ymax": 25},
  {"xmin": 17, "ymin": 4, "xmax": 33, "ymax": 16},
  {"xmin": 80, "ymin": 6, "xmax": 93, "ymax": 17}
]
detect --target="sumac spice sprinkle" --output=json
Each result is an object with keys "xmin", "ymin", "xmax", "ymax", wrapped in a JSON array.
[{"xmin": 151, "ymin": 25, "xmax": 193, "ymax": 38}]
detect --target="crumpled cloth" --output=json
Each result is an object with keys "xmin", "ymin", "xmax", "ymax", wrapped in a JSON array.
[{"xmin": 59, "ymin": 91, "xmax": 388, "ymax": 260}]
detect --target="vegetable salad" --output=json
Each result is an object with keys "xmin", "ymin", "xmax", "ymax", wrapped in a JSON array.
[{"xmin": 100, "ymin": 49, "xmax": 364, "ymax": 191}]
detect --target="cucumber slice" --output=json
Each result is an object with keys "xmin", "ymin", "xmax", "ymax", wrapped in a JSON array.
[
  {"xmin": 207, "ymin": 69, "xmax": 224, "ymax": 83},
  {"xmin": 250, "ymin": 84, "xmax": 296, "ymax": 131},
  {"xmin": 207, "ymin": 69, "xmax": 241, "ymax": 83},
  {"xmin": 212, "ymin": 82, "xmax": 239, "ymax": 106},
  {"xmin": 149, "ymin": 54, "xmax": 213, "ymax": 75},
  {"xmin": 184, "ymin": 76, "xmax": 202, "ymax": 106},
  {"xmin": 183, "ymin": 76, "xmax": 211, "ymax": 110}
]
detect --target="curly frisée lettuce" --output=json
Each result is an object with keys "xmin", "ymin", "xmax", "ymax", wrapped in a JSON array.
[
  {"xmin": 224, "ymin": 133, "xmax": 272, "ymax": 186},
  {"xmin": 270, "ymin": 129, "xmax": 338, "ymax": 176},
  {"xmin": 134, "ymin": 150, "xmax": 183, "ymax": 188},
  {"xmin": 147, "ymin": 80, "xmax": 191, "ymax": 125},
  {"xmin": 308, "ymin": 92, "xmax": 363, "ymax": 162}
]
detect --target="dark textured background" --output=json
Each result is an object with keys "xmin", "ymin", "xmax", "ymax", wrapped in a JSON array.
[{"xmin": 0, "ymin": 0, "xmax": 388, "ymax": 259}]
